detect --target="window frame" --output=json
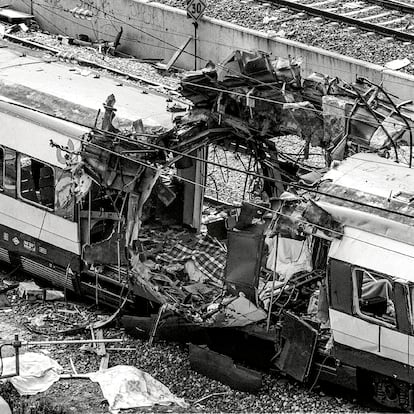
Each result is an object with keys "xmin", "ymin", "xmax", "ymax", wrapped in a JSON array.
[
  {"xmin": 351, "ymin": 266, "xmax": 396, "ymax": 329},
  {"xmin": 17, "ymin": 153, "xmax": 55, "ymax": 211}
]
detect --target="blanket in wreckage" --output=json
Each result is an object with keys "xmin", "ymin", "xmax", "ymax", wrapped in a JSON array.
[{"xmin": 157, "ymin": 236, "xmax": 226, "ymax": 284}]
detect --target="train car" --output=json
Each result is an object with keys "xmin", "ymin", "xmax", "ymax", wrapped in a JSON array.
[
  {"xmin": 0, "ymin": 46, "xmax": 177, "ymax": 307},
  {"xmin": 273, "ymin": 153, "xmax": 414, "ymax": 411}
]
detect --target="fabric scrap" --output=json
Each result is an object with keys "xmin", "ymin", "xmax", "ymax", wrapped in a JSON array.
[
  {"xmin": 89, "ymin": 365, "xmax": 188, "ymax": 413},
  {"xmin": 2, "ymin": 352, "xmax": 62, "ymax": 395},
  {"xmin": 266, "ymin": 236, "xmax": 313, "ymax": 280},
  {"xmin": 157, "ymin": 236, "xmax": 225, "ymax": 283}
]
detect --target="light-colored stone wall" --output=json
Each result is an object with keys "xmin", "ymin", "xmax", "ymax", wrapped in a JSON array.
[{"xmin": 10, "ymin": 0, "xmax": 414, "ymax": 100}]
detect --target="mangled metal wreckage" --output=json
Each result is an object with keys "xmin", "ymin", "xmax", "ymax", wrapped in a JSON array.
[
  {"xmin": 2, "ymin": 48, "xmax": 414, "ymax": 410},
  {"xmin": 72, "ymin": 52, "xmax": 414, "ymax": 409}
]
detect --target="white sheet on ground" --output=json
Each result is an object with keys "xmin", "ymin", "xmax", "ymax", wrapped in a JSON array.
[
  {"xmin": 2, "ymin": 352, "xmax": 62, "ymax": 395},
  {"xmin": 0, "ymin": 396, "xmax": 11, "ymax": 414},
  {"xmin": 89, "ymin": 365, "xmax": 188, "ymax": 413}
]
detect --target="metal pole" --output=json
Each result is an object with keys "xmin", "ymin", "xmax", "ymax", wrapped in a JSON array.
[
  {"xmin": 193, "ymin": 21, "xmax": 198, "ymax": 70},
  {"xmin": 14, "ymin": 335, "xmax": 20, "ymax": 376},
  {"xmin": 25, "ymin": 338, "xmax": 124, "ymax": 346},
  {"xmin": 88, "ymin": 190, "xmax": 92, "ymax": 245},
  {"xmin": 266, "ymin": 233, "xmax": 278, "ymax": 332}
]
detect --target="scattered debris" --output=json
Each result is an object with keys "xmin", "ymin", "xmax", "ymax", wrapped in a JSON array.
[
  {"xmin": 180, "ymin": 50, "xmax": 414, "ymax": 164},
  {"xmin": 17, "ymin": 281, "xmax": 64, "ymax": 302},
  {"xmin": 384, "ymin": 57, "xmax": 411, "ymax": 70},
  {"xmin": 1, "ymin": 34, "xmax": 414, "ymax": 411}
]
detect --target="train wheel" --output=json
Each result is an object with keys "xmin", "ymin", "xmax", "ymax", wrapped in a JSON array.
[{"xmin": 371, "ymin": 374, "xmax": 410, "ymax": 411}]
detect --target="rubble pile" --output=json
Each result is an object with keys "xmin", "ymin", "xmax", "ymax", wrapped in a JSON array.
[
  {"xmin": 47, "ymin": 51, "xmax": 414, "ymax": 403},
  {"xmin": 0, "ymin": 268, "xmax": 371, "ymax": 413},
  {"xmin": 179, "ymin": 49, "xmax": 414, "ymax": 164},
  {"xmin": 14, "ymin": 296, "xmax": 100, "ymax": 336}
]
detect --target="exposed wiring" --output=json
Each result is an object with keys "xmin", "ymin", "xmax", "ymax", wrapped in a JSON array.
[
  {"xmin": 66, "ymin": 133, "xmax": 414, "ymax": 262},
  {"xmin": 309, "ymin": 354, "xmax": 331, "ymax": 392},
  {"xmin": 180, "ymin": 80, "xmax": 413, "ymax": 133}
]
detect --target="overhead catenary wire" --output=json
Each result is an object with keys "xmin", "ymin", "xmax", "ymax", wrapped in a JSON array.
[
  {"xmin": 2, "ymin": 17, "xmax": 414, "ymax": 207},
  {"xmin": 32, "ymin": 0, "xmax": 312, "ymax": 108},
  {"xmin": 88, "ymin": 125, "xmax": 414, "ymax": 221},
  {"xmin": 0, "ymin": 94, "xmax": 412, "ymax": 262},
  {"xmin": 78, "ymin": 2, "xmax": 414, "ymax": 105},
  {"xmin": 1, "ymin": 95, "xmax": 414, "ymax": 222},
  {"xmin": 23, "ymin": 0, "xmax": 414, "ymax": 134},
  {"xmin": 19, "ymin": 0, "xmax": 181, "ymax": 55},
  {"xmin": 71, "ymin": 133, "xmax": 414, "ymax": 262}
]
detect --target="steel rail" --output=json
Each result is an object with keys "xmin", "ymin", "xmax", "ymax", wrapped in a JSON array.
[
  {"xmin": 364, "ymin": 0, "xmax": 414, "ymax": 14},
  {"xmin": 268, "ymin": 0, "xmax": 414, "ymax": 42}
]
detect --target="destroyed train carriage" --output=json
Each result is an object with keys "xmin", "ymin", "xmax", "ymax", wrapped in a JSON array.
[{"xmin": 1, "ymin": 46, "xmax": 414, "ymax": 410}]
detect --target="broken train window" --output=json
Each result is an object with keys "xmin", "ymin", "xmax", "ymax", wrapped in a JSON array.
[
  {"xmin": 18, "ymin": 154, "xmax": 55, "ymax": 209},
  {"xmin": 352, "ymin": 268, "xmax": 396, "ymax": 327}
]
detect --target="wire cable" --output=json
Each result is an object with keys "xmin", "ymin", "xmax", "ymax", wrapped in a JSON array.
[
  {"xmin": 63, "ymin": 5, "xmax": 414, "ymax": 132},
  {"xmin": 17, "ymin": 0, "xmax": 414, "ymax": 135},
  {"xmin": 1, "ymin": 95, "xmax": 414, "ymax": 222},
  {"xmin": 89, "ymin": 126, "xmax": 414, "ymax": 221},
  {"xmin": 2, "ymin": 92, "xmax": 414, "ymax": 262},
  {"xmin": 65, "ymin": 132, "xmax": 414, "ymax": 263}
]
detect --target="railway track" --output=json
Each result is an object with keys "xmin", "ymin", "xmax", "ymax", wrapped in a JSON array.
[{"xmin": 266, "ymin": 0, "xmax": 414, "ymax": 42}]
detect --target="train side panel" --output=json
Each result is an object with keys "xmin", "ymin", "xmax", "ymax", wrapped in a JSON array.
[{"xmin": 0, "ymin": 101, "xmax": 86, "ymax": 288}]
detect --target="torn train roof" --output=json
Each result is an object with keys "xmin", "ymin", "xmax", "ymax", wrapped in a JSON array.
[
  {"xmin": 315, "ymin": 153, "xmax": 414, "ymax": 248},
  {"xmin": 323, "ymin": 153, "xmax": 414, "ymax": 200}
]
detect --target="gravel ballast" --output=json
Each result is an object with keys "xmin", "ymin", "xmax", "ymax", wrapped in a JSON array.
[{"xmin": 152, "ymin": 0, "xmax": 414, "ymax": 74}]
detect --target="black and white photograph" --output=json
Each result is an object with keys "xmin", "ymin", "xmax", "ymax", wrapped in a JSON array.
[{"xmin": 0, "ymin": 0, "xmax": 413, "ymax": 411}]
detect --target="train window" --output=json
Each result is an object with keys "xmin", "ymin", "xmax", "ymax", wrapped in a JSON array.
[
  {"xmin": 3, "ymin": 148, "xmax": 17, "ymax": 197},
  {"xmin": 0, "ymin": 147, "xmax": 3, "ymax": 190},
  {"xmin": 18, "ymin": 155, "xmax": 55, "ymax": 210},
  {"xmin": 352, "ymin": 268, "xmax": 396, "ymax": 327}
]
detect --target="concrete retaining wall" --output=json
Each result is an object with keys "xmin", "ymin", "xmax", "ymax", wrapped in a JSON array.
[{"xmin": 9, "ymin": 0, "xmax": 414, "ymax": 100}]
